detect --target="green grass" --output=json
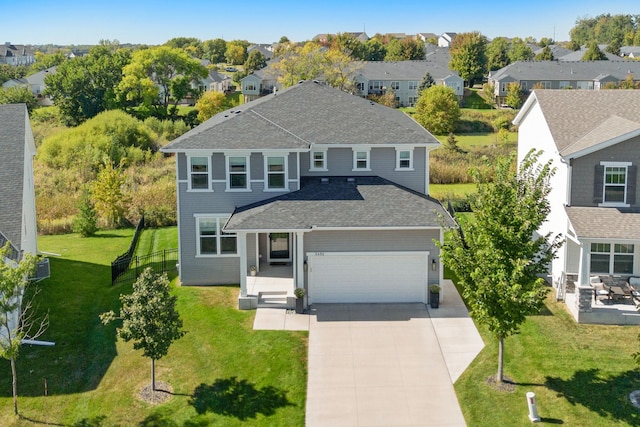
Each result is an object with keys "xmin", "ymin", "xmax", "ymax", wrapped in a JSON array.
[
  {"xmin": 0, "ymin": 229, "xmax": 307, "ymax": 426},
  {"xmin": 435, "ymin": 132, "xmax": 518, "ymax": 149},
  {"xmin": 454, "ymin": 291, "xmax": 640, "ymax": 426},
  {"xmin": 430, "ymin": 183, "xmax": 476, "ymax": 199},
  {"xmin": 135, "ymin": 227, "xmax": 178, "ymax": 256}
]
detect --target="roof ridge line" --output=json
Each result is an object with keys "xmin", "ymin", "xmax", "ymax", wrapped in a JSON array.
[{"xmin": 249, "ymin": 109, "xmax": 311, "ymax": 146}]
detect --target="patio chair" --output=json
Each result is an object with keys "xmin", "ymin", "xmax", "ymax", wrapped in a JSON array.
[
  {"xmin": 626, "ymin": 277, "xmax": 640, "ymax": 307},
  {"xmin": 591, "ymin": 276, "xmax": 610, "ymax": 304}
]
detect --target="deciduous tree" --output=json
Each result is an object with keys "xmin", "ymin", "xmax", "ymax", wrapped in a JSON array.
[
  {"xmin": 438, "ymin": 150, "xmax": 562, "ymax": 383},
  {"xmin": 505, "ymin": 82, "xmax": 524, "ymax": 109},
  {"xmin": 117, "ymin": 46, "xmax": 208, "ymax": 117},
  {"xmin": 202, "ymin": 38, "xmax": 227, "ymax": 64},
  {"xmin": 225, "ymin": 40, "xmax": 249, "ymax": 65},
  {"xmin": 449, "ymin": 31, "xmax": 488, "ymax": 87},
  {"xmin": 195, "ymin": 90, "xmax": 230, "ymax": 122},
  {"xmin": 0, "ymin": 87, "xmax": 37, "ymax": 111},
  {"xmin": 0, "ymin": 244, "xmax": 48, "ymax": 415},
  {"xmin": 414, "ymin": 85, "xmax": 460, "ymax": 134},
  {"xmin": 45, "ymin": 45, "xmax": 131, "ymax": 125},
  {"xmin": 384, "ymin": 38, "xmax": 425, "ymax": 61},
  {"xmin": 101, "ymin": 267, "xmax": 185, "ymax": 391},
  {"xmin": 486, "ymin": 37, "xmax": 510, "ymax": 71},
  {"xmin": 534, "ymin": 46, "xmax": 554, "ymax": 61},
  {"xmin": 244, "ymin": 49, "xmax": 267, "ymax": 74},
  {"xmin": 92, "ymin": 160, "xmax": 130, "ymax": 228},
  {"xmin": 508, "ymin": 37, "xmax": 534, "ymax": 62}
]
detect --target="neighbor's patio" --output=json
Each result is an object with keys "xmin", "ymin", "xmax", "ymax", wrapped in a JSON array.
[{"xmin": 564, "ymin": 289, "xmax": 640, "ymax": 325}]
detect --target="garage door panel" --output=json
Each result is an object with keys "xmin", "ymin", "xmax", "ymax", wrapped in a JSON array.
[{"xmin": 308, "ymin": 252, "xmax": 428, "ymax": 304}]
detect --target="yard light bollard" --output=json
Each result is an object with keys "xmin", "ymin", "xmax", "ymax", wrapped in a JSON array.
[{"xmin": 526, "ymin": 391, "xmax": 541, "ymax": 422}]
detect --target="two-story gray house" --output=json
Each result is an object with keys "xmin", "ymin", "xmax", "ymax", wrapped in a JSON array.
[
  {"xmin": 514, "ymin": 90, "xmax": 640, "ymax": 324},
  {"xmin": 161, "ymin": 81, "xmax": 453, "ymax": 309}
]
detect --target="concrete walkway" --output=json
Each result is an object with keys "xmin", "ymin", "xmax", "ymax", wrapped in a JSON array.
[{"xmin": 252, "ymin": 280, "xmax": 484, "ymax": 426}]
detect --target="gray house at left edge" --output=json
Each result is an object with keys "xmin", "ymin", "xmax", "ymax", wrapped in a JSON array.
[
  {"xmin": 161, "ymin": 81, "xmax": 454, "ymax": 309},
  {"xmin": 0, "ymin": 104, "xmax": 46, "ymax": 336}
]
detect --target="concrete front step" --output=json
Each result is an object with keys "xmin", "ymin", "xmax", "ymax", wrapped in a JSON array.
[{"xmin": 258, "ymin": 291, "xmax": 290, "ymax": 308}]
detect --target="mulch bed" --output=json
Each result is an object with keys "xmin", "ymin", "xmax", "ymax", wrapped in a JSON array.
[{"xmin": 138, "ymin": 381, "xmax": 174, "ymax": 405}]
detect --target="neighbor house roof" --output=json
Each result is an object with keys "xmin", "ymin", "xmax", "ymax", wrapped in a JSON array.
[
  {"xmin": 489, "ymin": 60, "xmax": 640, "ymax": 82},
  {"xmin": 0, "ymin": 104, "xmax": 29, "ymax": 251},
  {"xmin": 162, "ymin": 81, "xmax": 438, "ymax": 152},
  {"xmin": 224, "ymin": 176, "xmax": 454, "ymax": 231},
  {"xmin": 514, "ymin": 90, "xmax": 640, "ymax": 156},
  {"xmin": 566, "ymin": 206, "xmax": 640, "ymax": 240},
  {"xmin": 356, "ymin": 60, "xmax": 460, "ymax": 81}
]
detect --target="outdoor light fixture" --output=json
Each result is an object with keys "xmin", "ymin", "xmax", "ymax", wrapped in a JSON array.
[{"xmin": 431, "ymin": 259, "xmax": 437, "ymax": 271}]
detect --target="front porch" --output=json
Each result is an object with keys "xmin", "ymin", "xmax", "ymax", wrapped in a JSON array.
[{"xmin": 239, "ymin": 261, "xmax": 296, "ymax": 310}]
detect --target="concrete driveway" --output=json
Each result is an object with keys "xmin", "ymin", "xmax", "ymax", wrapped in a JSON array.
[{"xmin": 305, "ymin": 284, "xmax": 483, "ymax": 427}]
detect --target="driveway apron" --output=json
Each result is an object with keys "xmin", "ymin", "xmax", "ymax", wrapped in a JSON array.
[{"xmin": 306, "ymin": 303, "xmax": 467, "ymax": 427}]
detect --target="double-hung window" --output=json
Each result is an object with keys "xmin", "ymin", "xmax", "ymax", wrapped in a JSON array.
[
  {"xmin": 226, "ymin": 155, "xmax": 250, "ymax": 191},
  {"xmin": 188, "ymin": 156, "xmax": 211, "ymax": 191},
  {"xmin": 395, "ymin": 148, "xmax": 414, "ymax": 170},
  {"xmin": 196, "ymin": 216, "xmax": 237, "ymax": 256},
  {"xmin": 310, "ymin": 149, "xmax": 327, "ymax": 171},
  {"xmin": 391, "ymin": 81, "xmax": 400, "ymax": 90},
  {"xmin": 590, "ymin": 243, "xmax": 635, "ymax": 274},
  {"xmin": 352, "ymin": 149, "xmax": 371, "ymax": 171},
  {"xmin": 408, "ymin": 81, "xmax": 418, "ymax": 90},
  {"xmin": 265, "ymin": 155, "xmax": 288, "ymax": 191},
  {"xmin": 597, "ymin": 161, "xmax": 635, "ymax": 206}
]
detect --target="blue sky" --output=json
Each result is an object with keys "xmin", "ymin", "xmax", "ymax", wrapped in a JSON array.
[{"xmin": 4, "ymin": 0, "xmax": 639, "ymax": 46}]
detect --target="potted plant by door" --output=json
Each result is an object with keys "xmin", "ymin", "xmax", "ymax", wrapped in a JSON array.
[
  {"xmin": 294, "ymin": 288, "xmax": 305, "ymax": 314},
  {"xmin": 249, "ymin": 265, "xmax": 257, "ymax": 276},
  {"xmin": 429, "ymin": 284, "xmax": 440, "ymax": 309}
]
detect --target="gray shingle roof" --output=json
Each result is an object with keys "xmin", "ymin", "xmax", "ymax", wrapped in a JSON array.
[
  {"xmin": 0, "ymin": 104, "xmax": 28, "ymax": 251},
  {"xmin": 527, "ymin": 90, "xmax": 640, "ymax": 154},
  {"xmin": 490, "ymin": 60, "xmax": 640, "ymax": 82},
  {"xmin": 162, "ymin": 81, "xmax": 438, "ymax": 152},
  {"xmin": 225, "ymin": 176, "xmax": 454, "ymax": 231},
  {"xmin": 566, "ymin": 206, "xmax": 640, "ymax": 239},
  {"xmin": 357, "ymin": 60, "xmax": 457, "ymax": 81}
]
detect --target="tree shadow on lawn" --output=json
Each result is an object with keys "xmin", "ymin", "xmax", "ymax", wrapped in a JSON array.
[
  {"xmin": 546, "ymin": 368, "xmax": 640, "ymax": 424},
  {"xmin": 0, "ymin": 257, "xmax": 122, "ymax": 397},
  {"xmin": 188, "ymin": 376, "xmax": 294, "ymax": 421}
]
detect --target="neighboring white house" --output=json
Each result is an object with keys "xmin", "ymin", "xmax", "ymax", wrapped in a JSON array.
[
  {"xmin": 514, "ymin": 89, "xmax": 640, "ymax": 325},
  {"xmin": 438, "ymin": 32, "xmax": 457, "ymax": 48},
  {"xmin": 2, "ymin": 66, "xmax": 56, "ymax": 106},
  {"xmin": 0, "ymin": 43, "xmax": 35, "ymax": 66}
]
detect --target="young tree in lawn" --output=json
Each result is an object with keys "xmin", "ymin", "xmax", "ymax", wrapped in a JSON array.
[
  {"xmin": 504, "ymin": 82, "xmax": 525, "ymax": 109},
  {"xmin": 0, "ymin": 244, "xmax": 49, "ymax": 415},
  {"xmin": 91, "ymin": 160, "xmax": 130, "ymax": 228},
  {"xmin": 101, "ymin": 267, "xmax": 185, "ymax": 391},
  {"xmin": 438, "ymin": 150, "xmax": 562, "ymax": 383},
  {"xmin": 414, "ymin": 85, "xmax": 460, "ymax": 135}
]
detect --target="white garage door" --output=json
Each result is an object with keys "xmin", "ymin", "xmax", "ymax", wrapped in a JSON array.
[{"xmin": 307, "ymin": 252, "xmax": 429, "ymax": 304}]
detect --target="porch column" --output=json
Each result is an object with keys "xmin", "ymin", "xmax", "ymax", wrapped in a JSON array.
[
  {"xmin": 238, "ymin": 232, "xmax": 248, "ymax": 297},
  {"xmin": 575, "ymin": 241, "xmax": 593, "ymax": 313},
  {"xmin": 296, "ymin": 232, "xmax": 304, "ymax": 289}
]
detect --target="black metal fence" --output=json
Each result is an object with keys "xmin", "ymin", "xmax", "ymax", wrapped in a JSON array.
[
  {"xmin": 111, "ymin": 216, "xmax": 145, "ymax": 284},
  {"xmin": 111, "ymin": 248, "xmax": 178, "ymax": 285}
]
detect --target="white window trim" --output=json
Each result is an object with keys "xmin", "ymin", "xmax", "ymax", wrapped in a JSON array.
[
  {"xmin": 599, "ymin": 161, "xmax": 632, "ymax": 207},
  {"xmin": 187, "ymin": 155, "xmax": 213, "ymax": 192},
  {"xmin": 194, "ymin": 214, "xmax": 238, "ymax": 257},
  {"xmin": 395, "ymin": 148, "xmax": 414, "ymax": 171},
  {"xmin": 264, "ymin": 153, "xmax": 289, "ymax": 192},
  {"xmin": 309, "ymin": 149, "xmax": 328, "ymax": 172},
  {"xmin": 225, "ymin": 154, "xmax": 251, "ymax": 192},
  {"xmin": 590, "ymin": 242, "xmax": 635, "ymax": 275},
  {"xmin": 352, "ymin": 148, "xmax": 371, "ymax": 172}
]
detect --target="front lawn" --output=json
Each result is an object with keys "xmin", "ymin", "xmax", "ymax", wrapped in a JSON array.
[
  {"xmin": 455, "ymin": 291, "xmax": 640, "ymax": 426},
  {"xmin": 0, "ymin": 228, "xmax": 307, "ymax": 426}
]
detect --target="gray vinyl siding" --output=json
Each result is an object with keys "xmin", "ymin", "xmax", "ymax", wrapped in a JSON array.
[
  {"xmin": 301, "ymin": 147, "xmax": 426, "ymax": 193},
  {"xmin": 570, "ymin": 136, "xmax": 640, "ymax": 207},
  {"xmin": 303, "ymin": 229, "xmax": 441, "ymax": 284}
]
